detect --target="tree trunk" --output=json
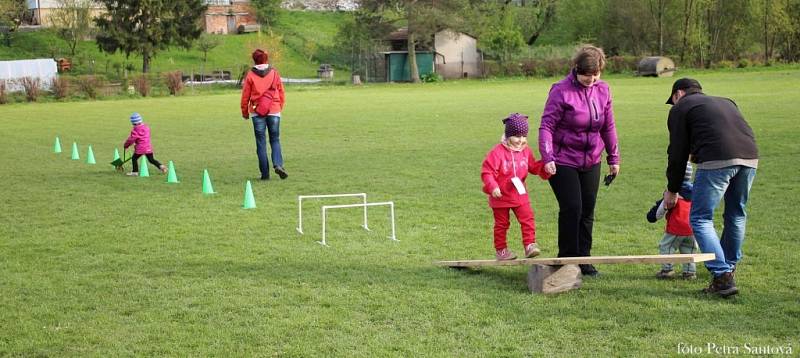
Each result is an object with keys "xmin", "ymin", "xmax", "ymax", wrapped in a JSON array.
[
  {"xmin": 680, "ymin": 0, "xmax": 694, "ymax": 63},
  {"xmin": 142, "ymin": 51, "xmax": 151, "ymax": 74},
  {"xmin": 408, "ymin": 31, "xmax": 420, "ymax": 83},
  {"xmin": 650, "ymin": 0, "xmax": 667, "ymax": 56},
  {"xmin": 526, "ymin": 2, "xmax": 555, "ymax": 46},
  {"xmin": 763, "ymin": 0, "xmax": 770, "ymax": 61},
  {"xmin": 658, "ymin": 2, "xmax": 664, "ymax": 56}
]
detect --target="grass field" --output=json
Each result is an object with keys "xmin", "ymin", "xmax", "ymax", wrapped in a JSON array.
[{"xmin": 1, "ymin": 69, "xmax": 799, "ymax": 356}]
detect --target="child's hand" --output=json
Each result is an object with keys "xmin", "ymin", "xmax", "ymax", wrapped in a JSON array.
[
  {"xmin": 544, "ymin": 161, "xmax": 557, "ymax": 175},
  {"xmin": 663, "ymin": 191, "xmax": 678, "ymax": 209},
  {"xmin": 491, "ymin": 188, "xmax": 502, "ymax": 198}
]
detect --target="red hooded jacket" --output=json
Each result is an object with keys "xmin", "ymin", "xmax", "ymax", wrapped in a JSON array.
[
  {"xmin": 481, "ymin": 143, "xmax": 551, "ymax": 208},
  {"xmin": 240, "ymin": 65, "xmax": 285, "ymax": 118}
]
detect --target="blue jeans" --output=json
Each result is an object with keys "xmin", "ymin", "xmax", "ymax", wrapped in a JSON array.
[
  {"xmin": 690, "ymin": 165, "xmax": 756, "ymax": 277},
  {"xmin": 252, "ymin": 115, "xmax": 283, "ymax": 178}
]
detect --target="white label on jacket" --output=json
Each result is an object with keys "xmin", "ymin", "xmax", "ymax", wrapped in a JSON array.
[{"xmin": 511, "ymin": 177, "xmax": 526, "ymax": 195}]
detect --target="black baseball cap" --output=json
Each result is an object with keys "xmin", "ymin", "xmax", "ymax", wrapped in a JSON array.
[{"xmin": 666, "ymin": 78, "xmax": 702, "ymax": 104}]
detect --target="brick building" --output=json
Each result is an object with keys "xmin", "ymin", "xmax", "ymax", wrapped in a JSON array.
[
  {"xmin": 26, "ymin": 0, "xmax": 259, "ymax": 35},
  {"xmin": 203, "ymin": 0, "xmax": 259, "ymax": 35}
]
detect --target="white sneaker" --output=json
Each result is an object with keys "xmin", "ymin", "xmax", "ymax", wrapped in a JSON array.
[{"xmin": 126, "ymin": 172, "xmax": 139, "ymax": 177}]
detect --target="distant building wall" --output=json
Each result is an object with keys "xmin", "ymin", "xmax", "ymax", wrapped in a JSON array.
[
  {"xmin": 27, "ymin": 0, "xmax": 257, "ymax": 34},
  {"xmin": 434, "ymin": 29, "xmax": 481, "ymax": 79},
  {"xmin": 204, "ymin": 1, "xmax": 258, "ymax": 34},
  {"xmin": 26, "ymin": 0, "xmax": 105, "ymax": 26}
]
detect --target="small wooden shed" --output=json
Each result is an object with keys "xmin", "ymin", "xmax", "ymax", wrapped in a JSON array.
[{"xmin": 637, "ymin": 56, "xmax": 676, "ymax": 77}]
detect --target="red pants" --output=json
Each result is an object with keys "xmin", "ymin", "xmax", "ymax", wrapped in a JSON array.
[{"xmin": 492, "ymin": 205, "xmax": 536, "ymax": 250}]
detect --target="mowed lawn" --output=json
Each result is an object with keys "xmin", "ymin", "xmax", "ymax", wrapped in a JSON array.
[{"xmin": 1, "ymin": 69, "xmax": 798, "ymax": 356}]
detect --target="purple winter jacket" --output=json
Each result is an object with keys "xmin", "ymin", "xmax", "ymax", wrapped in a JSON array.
[{"xmin": 538, "ymin": 70, "xmax": 620, "ymax": 170}]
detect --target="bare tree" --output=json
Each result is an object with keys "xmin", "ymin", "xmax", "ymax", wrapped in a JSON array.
[
  {"xmin": 50, "ymin": 0, "xmax": 94, "ymax": 56},
  {"xmin": 758, "ymin": 0, "xmax": 792, "ymax": 62},
  {"xmin": 648, "ymin": 0, "xmax": 670, "ymax": 55},
  {"xmin": 679, "ymin": 0, "xmax": 695, "ymax": 62},
  {"xmin": 503, "ymin": 0, "xmax": 557, "ymax": 46}
]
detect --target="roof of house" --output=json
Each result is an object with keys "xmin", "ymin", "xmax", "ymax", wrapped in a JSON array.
[{"xmin": 387, "ymin": 27, "xmax": 477, "ymax": 41}]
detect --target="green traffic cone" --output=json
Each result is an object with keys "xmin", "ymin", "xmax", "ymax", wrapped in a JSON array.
[
  {"xmin": 202, "ymin": 169, "xmax": 215, "ymax": 194},
  {"xmin": 166, "ymin": 161, "xmax": 179, "ymax": 183},
  {"xmin": 71, "ymin": 142, "xmax": 80, "ymax": 160},
  {"xmin": 113, "ymin": 148, "xmax": 120, "ymax": 161},
  {"xmin": 139, "ymin": 156, "xmax": 150, "ymax": 177},
  {"xmin": 86, "ymin": 145, "xmax": 96, "ymax": 164},
  {"xmin": 54, "ymin": 136, "xmax": 62, "ymax": 153},
  {"xmin": 243, "ymin": 180, "xmax": 256, "ymax": 209}
]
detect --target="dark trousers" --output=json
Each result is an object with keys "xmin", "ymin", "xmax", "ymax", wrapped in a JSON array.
[
  {"xmin": 548, "ymin": 164, "xmax": 601, "ymax": 257},
  {"xmin": 131, "ymin": 153, "xmax": 162, "ymax": 173}
]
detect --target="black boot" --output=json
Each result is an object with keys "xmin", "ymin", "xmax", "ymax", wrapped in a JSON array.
[{"xmin": 579, "ymin": 264, "xmax": 599, "ymax": 277}]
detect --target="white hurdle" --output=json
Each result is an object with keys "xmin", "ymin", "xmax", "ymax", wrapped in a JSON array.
[
  {"xmin": 297, "ymin": 193, "xmax": 369, "ymax": 234},
  {"xmin": 319, "ymin": 201, "xmax": 397, "ymax": 246}
]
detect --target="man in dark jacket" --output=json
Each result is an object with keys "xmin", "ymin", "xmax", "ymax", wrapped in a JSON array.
[{"xmin": 663, "ymin": 78, "xmax": 758, "ymax": 298}]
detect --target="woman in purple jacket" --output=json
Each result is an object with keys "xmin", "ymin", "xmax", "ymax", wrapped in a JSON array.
[{"xmin": 538, "ymin": 45, "xmax": 620, "ymax": 276}]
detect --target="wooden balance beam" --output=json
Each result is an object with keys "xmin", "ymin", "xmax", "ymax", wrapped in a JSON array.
[{"xmin": 435, "ymin": 253, "xmax": 716, "ymax": 294}]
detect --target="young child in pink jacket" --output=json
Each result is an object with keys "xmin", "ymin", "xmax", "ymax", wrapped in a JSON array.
[
  {"xmin": 123, "ymin": 112, "xmax": 167, "ymax": 176},
  {"xmin": 481, "ymin": 113, "xmax": 552, "ymax": 260}
]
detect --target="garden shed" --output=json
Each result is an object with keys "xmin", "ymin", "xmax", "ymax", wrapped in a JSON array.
[
  {"xmin": 381, "ymin": 51, "xmax": 434, "ymax": 82},
  {"xmin": 381, "ymin": 27, "xmax": 480, "ymax": 81},
  {"xmin": 0, "ymin": 59, "xmax": 57, "ymax": 92},
  {"xmin": 637, "ymin": 56, "xmax": 676, "ymax": 77}
]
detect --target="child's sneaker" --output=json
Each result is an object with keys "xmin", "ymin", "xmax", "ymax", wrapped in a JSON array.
[
  {"xmin": 159, "ymin": 165, "xmax": 168, "ymax": 174},
  {"xmin": 126, "ymin": 172, "xmax": 139, "ymax": 177},
  {"xmin": 524, "ymin": 243, "xmax": 541, "ymax": 258},
  {"xmin": 681, "ymin": 271, "xmax": 697, "ymax": 280},
  {"xmin": 656, "ymin": 269, "xmax": 675, "ymax": 279},
  {"xmin": 495, "ymin": 248, "xmax": 517, "ymax": 261}
]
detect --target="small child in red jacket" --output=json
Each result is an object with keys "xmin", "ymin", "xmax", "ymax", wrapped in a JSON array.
[
  {"xmin": 481, "ymin": 113, "xmax": 551, "ymax": 260},
  {"xmin": 647, "ymin": 163, "xmax": 698, "ymax": 279}
]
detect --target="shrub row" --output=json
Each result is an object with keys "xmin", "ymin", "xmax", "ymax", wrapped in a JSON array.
[
  {"xmin": 0, "ymin": 71, "xmax": 185, "ymax": 104},
  {"xmin": 484, "ymin": 55, "xmax": 641, "ymax": 78}
]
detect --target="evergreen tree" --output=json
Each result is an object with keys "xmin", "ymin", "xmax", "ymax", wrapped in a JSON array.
[
  {"xmin": 251, "ymin": 0, "xmax": 282, "ymax": 29},
  {"xmin": 94, "ymin": 0, "xmax": 207, "ymax": 73}
]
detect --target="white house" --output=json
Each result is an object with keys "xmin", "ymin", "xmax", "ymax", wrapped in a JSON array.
[
  {"xmin": 25, "ymin": 0, "xmax": 105, "ymax": 26},
  {"xmin": 433, "ymin": 29, "xmax": 482, "ymax": 79}
]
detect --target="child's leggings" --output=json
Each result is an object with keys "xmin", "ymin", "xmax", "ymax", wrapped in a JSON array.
[
  {"xmin": 659, "ymin": 234, "xmax": 698, "ymax": 273},
  {"xmin": 131, "ymin": 153, "xmax": 163, "ymax": 173},
  {"xmin": 492, "ymin": 205, "xmax": 536, "ymax": 250}
]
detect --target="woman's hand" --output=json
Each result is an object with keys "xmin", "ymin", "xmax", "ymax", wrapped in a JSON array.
[
  {"xmin": 491, "ymin": 188, "xmax": 502, "ymax": 198},
  {"xmin": 609, "ymin": 164, "xmax": 620, "ymax": 176},
  {"xmin": 544, "ymin": 161, "xmax": 557, "ymax": 175}
]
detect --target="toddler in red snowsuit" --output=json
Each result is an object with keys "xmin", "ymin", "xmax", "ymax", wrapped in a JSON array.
[{"xmin": 481, "ymin": 113, "xmax": 551, "ymax": 260}]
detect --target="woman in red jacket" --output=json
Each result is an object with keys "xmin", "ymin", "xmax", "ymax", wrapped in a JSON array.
[
  {"xmin": 481, "ymin": 113, "xmax": 551, "ymax": 260},
  {"xmin": 240, "ymin": 49, "xmax": 287, "ymax": 181}
]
